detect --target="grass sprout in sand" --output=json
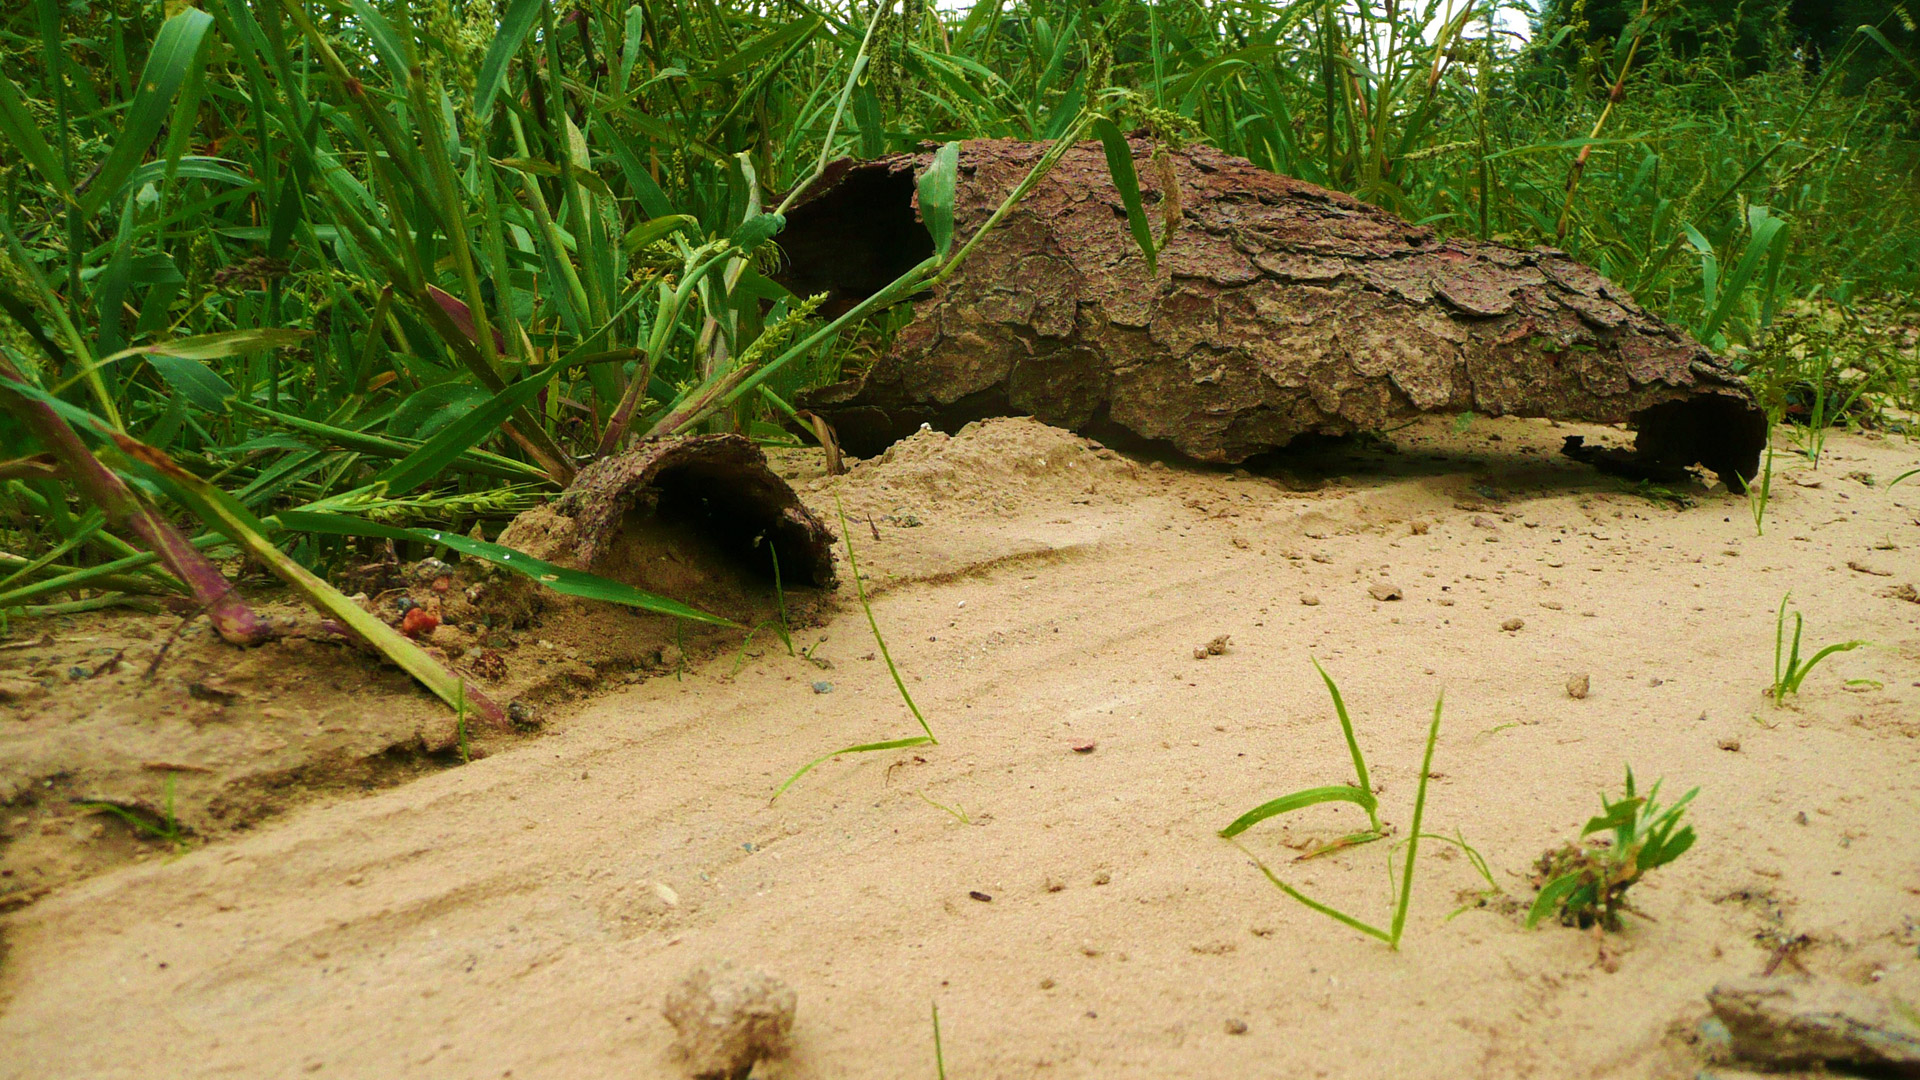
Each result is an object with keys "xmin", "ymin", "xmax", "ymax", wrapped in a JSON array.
[
  {"xmin": 1221, "ymin": 664, "xmax": 1442, "ymax": 950},
  {"xmin": 1528, "ymin": 768, "xmax": 1697, "ymax": 931},
  {"xmin": 772, "ymin": 495, "xmax": 935, "ymax": 801},
  {"xmin": 1770, "ymin": 593, "xmax": 1868, "ymax": 707}
]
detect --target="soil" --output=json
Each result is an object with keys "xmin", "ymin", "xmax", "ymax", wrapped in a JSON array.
[{"xmin": 2, "ymin": 415, "xmax": 1918, "ymax": 1079}]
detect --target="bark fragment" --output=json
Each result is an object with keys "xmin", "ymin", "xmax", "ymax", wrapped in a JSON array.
[
  {"xmin": 783, "ymin": 137, "xmax": 1767, "ymax": 489},
  {"xmin": 525, "ymin": 433, "xmax": 836, "ymax": 589}
]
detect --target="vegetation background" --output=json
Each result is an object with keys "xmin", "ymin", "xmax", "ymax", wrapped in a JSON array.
[{"xmin": 0, "ymin": 0, "xmax": 1915, "ymax": 673}]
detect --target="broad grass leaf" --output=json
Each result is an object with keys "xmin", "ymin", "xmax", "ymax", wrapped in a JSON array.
[
  {"xmin": 146, "ymin": 354, "xmax": 235, "ymax": 412},
  {"xmin": 917, "ymin": 142, "xmax": 962, "ymax": 259},
  {"xmin": 473, "ymin": 0, "xmax": 542, "ymax": 121},
  {"xmin": 1092, "ymin": 118, "xmax": 1157, "ymax": 277},
  {"xmin": 374, "ymin": 366, "xmax": 558, "ymax": 493},
  {"xmin": 388, "ymin": 382, "xmax": 492, "ymax": 441},
  {"xmin": 1526, "ymin": 873, "xmax": 1583, "ymax": 929},
  {"xmin": 81, "ymin": 9, "xmax": 216, "ymax": 218}
]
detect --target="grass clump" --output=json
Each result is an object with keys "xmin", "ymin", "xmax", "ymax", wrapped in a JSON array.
[
  {"xmin": 1221, "ymin": 663, "xmax": 1443, "ymax": 950},
  {"xmin": 1527, "ymin": 768, "xmax": 1697, "ymax": 931},
  {"xmin": 1770, "ymin": 592, "xmax": 1867, "ymax": 706}
]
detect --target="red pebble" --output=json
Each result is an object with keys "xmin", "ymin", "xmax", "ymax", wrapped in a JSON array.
[
  {"xmin": 401, "ymin": 607, "xmax": 440, "ymax": 638},
  {"xmin": 431, "ymin": 576, "xmax": 451, "ymax": 593}
]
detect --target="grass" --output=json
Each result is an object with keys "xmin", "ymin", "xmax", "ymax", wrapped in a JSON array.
[
  {"xmin": 1221, "ymin": 664, "xmax": 1444, "ymax": 950},
  {"xmin": 1770, "ymin": 592, "xmax": 1868, "ymax": 706},
  {"xmin": 1527, "ymin": 768, "xmax": 1697, "ymax": 931},
  {"xmin": 771, "ymin": 495, "xmax": 935, "ymax": 801},
  {"xmin": 77, "ymin": 772, "xmax": 190, "ymax": 853},
  {"xmin": 0, "ymin": 1, "xmax": 1916, "ymax": 700}
]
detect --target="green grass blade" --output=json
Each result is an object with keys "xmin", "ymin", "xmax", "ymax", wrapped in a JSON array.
[
  {"xmin": 373, "ymin": 366, "xmax": 560, "ymax": 494},
  {"xmin": 833, "ymin": 495, "xmax": 934, "ymax": 742},
  {"xmin": 1232, "ymin": 839, "xmax": 1392, "ymax": 943},
  {"xmin": 917, "ymin": 141, "xmax": 962, "ymax": 259},
  {"xmin": 473, "ymin": 0, "xmax": 542, "ymax": 121},
  {"xmin": 1313, "ymin": 659, "xmax": 1378, "ymax": 828},
  {"xmin": 772, "ymin": 736, "xmax": 935, "ymax": 802},
  {"xmin": 1219, "ymin": 785, "xmax": 1378, "ymax": 838},
  {"xmin": 274, "ymin": 511, "xmax": 739, "ymax": 627},
  {"xmin": 1389, "ymin": 692, "xmax": 1444, "ymax": 948},
  {"xmin": 1092, "ymin": 118, "xmax": 1157, "ymax": 275},
  {"xmin": 1526, "ymin": 873, "xmax": 1582, "ymax": 929},
  {"xmin": 0, "ymin": 68, "xmax": 70, "ymax": 192},
  {"xmin": 80, "ymin": 9, "xmax": 216, "ymax": 218}
]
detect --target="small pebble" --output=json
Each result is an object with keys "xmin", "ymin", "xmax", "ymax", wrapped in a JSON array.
[
  {"xmin": 1500, "ymin": 617, "xmax": 1524, "ymax": 632},
  {"xmin": 811, "ymin": 681, "xmax": 833, "ymax": 694},
  {"xmin": 968, "ymin": 890, "xmax": 992, "ymax": 903},
  {"xmin": 1092, "ymin": 870, "xmax": 1112, "ymax": 886},
  {"xmin": 1718, "ymin": 737, "xmax": 1742, "ymax": 752},
  {"xmin": 1567, "ymin": 674, "xmax": 1590, "ymax": 700},
  {"xmin": 1071, "ymin": 742, "xmax": 1097, "ymax": 754},
  {"xmin": 1224, "ymin": 1019, "xmax": 1249, "ymax": 1036},
  {"xmin": 1368, "ymin": 583, "xmax": 1403, "ymax": 602},
  {"xmin": 1300, "ymin": 594, "xmax": 1321, "ymax": 606}
]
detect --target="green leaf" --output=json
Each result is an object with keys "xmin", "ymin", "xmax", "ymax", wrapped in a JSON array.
[
  {"xmin": 621, "ymin": 214, "xmax": 701, "ymax": 255},
  {"xmin": 274, "ymin": 511, "xmax": 739, "ymax": 627},
  {"xmin": 387, "ymin": 382, "xmax": 491, "ymax": 441},
  {"xmin": 110, "ymin": 328, "xmax": 312, "ymax": 364},
  {"xmin": 1092, "ymin": 118, "xmax": 1157, "ymax": 277},
  {"xmin": 1526, "ymin": 874, "xmax": 1583, "ymax": 929},
  {"xmin": 1219, "ymin": 786, "xmax": 1378, "ymax": 839},
  {"xmin": 346, "ymin": 0, "xmax": 411, "ymax": 75},
  {"xmin": 474, "ymin": 0, "xmax": 543, "ymax": 121},
  {"xmin": 81, "ymin": 9, "xmax": 217, "ymax": 218},
  {"xmin": 146, "ymin": 354, "xmax": 236, "ymax": 412},
  {"xmin": 1582, "ymin": 798, "xmax": 1643, "ymax": 838},
  {"xmin": 727, "ymin": 212, "xmax": 787, "ymax": 255},
  {"xmin": 0, "ymin": 68, "xmax": 70, "ymax": 192},
  {"xmin": 373, "ymin": 366, "xmax": 559, "ymax": 494},
  {"xmin": 772, "ymin": 737, "xmax": 935, "ymax": 802},
  {"xmin": 916, "ymin": 142, "xmax": 962, "ymax": 259}
]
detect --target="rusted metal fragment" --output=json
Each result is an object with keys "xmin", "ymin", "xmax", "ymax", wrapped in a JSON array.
[
  {"xmin": 514, "ymin": 434, "xmax": 836, "ymax": 588},
  {"xmin": 784, "ymin": 137, "xmax": 1767, "ymax": 490}
]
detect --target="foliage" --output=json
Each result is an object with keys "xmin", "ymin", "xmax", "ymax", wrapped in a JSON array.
[
  {"xmin": 1770, "ymin": 592, "xmax": 1868, "ymax": 706},
  {"xmin": 1222, "ymin": 665, "xmax": 1444, "ymax": 950},
  {"xmin": 1527, "ymin": 767, "xmax": 1697, "ymax": 931},
  {"xmin": 0, "ymin": 0, "xmax": 1916, "ymax": 662}
]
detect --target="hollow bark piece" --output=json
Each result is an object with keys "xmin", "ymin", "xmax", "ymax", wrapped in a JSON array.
[
  {"xmin": 785, "ymin": 137, "xmax": 1767, "ymax": 490},
  {"xmin": 1708, "ymin": 977, "xmax": 1920, "ymax": 1071},
  {"xmin": 551, "ymin": 434, "xmax": 836, "ymax": 588}
]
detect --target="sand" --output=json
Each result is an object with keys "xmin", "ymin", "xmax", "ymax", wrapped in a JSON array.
[{"xmin": 2, "ymin": 415, "xmax": 1917, "ymax": 1079}]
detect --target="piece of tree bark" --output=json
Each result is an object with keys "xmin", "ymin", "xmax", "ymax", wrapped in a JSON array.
[{"xmin": 783, "ymin": 137, "xmax": 1766, "ymax": 490}]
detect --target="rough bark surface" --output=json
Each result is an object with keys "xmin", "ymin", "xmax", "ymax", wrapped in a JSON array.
[
  {"xmin": 784, "ymin": 137, "xmax": 1767, "ymax": 489},
  {"xmin": 545, "ymin": 434, "xmax": 836, "ymax": 588},
  {"xmin": 1708, "ymin": 977, "xmax": 1920, "ymax": 1071}
]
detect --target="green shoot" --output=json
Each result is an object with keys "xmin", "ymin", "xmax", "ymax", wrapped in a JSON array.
[
  {"xmin": 771, "ymin": 494, "xmax": 936, "ymax": 801},
  {"xmin": 1771, "ymin": 593, "xmax": 1867, "ymax": 706},
  {"xmin": 916, "ymin": 791, "xmax": 972, "ymax": 826},
  {"xmin": 455, "ymin": 680, "xmax": 470, "ymax": 764},
  {"xmin": 1223, "ymin": 674, "xmax": 1444, "ymax": 950},
  {"xmin": 1749, "ymin": 418, "xmax": 1775, "ymax": 536},
  {"xmin": 1527, "ymin": 768, "xmax": 1697, "ymax": 931},
  {"xmin": 78, "ymin": 773, "xmax": 189, "ymax": 853},
  {"xmin": 932, "ymin": 1000, "xmax": 948, "ymax": 1080},
  {"xmin": 1219, "ymin": 659, "xmax": 1382, "ymax": 843}
]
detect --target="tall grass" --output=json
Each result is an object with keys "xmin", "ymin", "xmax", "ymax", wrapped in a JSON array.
[{"xmin": 1, "ymin": 1, "xmax": 1916, "ymax": 628}]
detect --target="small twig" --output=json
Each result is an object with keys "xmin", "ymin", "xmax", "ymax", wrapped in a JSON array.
[{"xmin": 143, "ymin": 609, "xmax": 206, "ymax": 683}]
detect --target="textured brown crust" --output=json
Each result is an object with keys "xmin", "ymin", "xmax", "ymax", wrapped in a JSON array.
[
  {"xmin": 784, "ymin": 137, "xmax": 1766, "ymax": 489},
  {"xmin": 553, "ymin": 434, "xmax": 837, "ymax": 587}
]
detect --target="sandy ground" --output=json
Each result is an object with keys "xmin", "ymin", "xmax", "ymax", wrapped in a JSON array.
[{"xmin": 2, "ymin": 415, "xmax": 1918, "ymax": 1079}]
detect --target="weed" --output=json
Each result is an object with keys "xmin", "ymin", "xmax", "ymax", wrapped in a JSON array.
[
  {"xmin": 1221, "ymin": 665, "xmax": 1443, "ymax": 949},
  {"xmin": 455, "ymin": 680, "xmax": 470, "ymax": 764},
  {"xmin": 78, "ymin": 773, "xmax": 190, "ymax": 853},
  {"xmin": 932, "ymin": 1000, "xmax": 948, "ymax": 1080},
  {"xmin": 916, "ymin": 791, "xmax": 972, "ymax": 826},
  {"xmin": 1527, "ymin": 769, "xmax": 1697, "ymax": 931},
  {"xmin": 1770, "ymin": 593, "xmax": 1868, "ymax": 706},
  {"xmin": 1748, "ymin": 419, "xmax": 1776, "ymax": 536},
  {"xmin": 771, "ymin": 495, "xmax": 934, "ymax": 800}
]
